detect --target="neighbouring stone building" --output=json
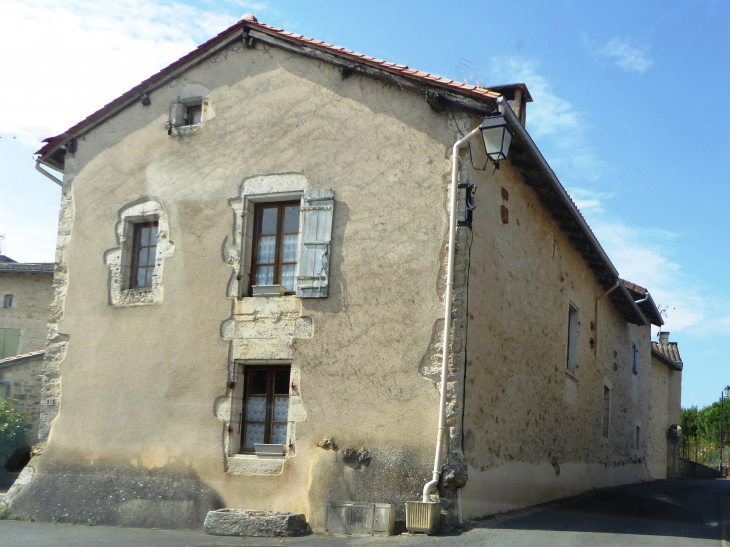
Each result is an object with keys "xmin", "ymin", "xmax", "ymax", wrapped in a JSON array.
[
  {"xmin": 8, "ymin": 16, "xmax": 679, "ymax": 531},
  {"xmin": 0, "ymin": 257, "xmax": 54, "ymax": 444},
  {"xmin": 647, "ymin": 330, "xmax": 683, "ymax": 479}
]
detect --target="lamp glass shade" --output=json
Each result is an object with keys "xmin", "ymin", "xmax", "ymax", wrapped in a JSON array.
[
  {"xmin": 724, "ymin": 385, "xmax": 730, "ymax": 398},
  {"xmin": 479, "ymin": 115, "xmax": 512, "ymax": 162}
]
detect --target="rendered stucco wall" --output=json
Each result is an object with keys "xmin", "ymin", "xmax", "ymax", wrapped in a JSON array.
[
  {"xmin": 458, "ymin": 143, "xmax": 653, "ymax": 517},
  {"xmin": 11, "ymin": 41, "xmax": 461, "ymax": 528},
  {"xmin": 0, "ymin": 272, "xmax": 53, "ymax": 355}
]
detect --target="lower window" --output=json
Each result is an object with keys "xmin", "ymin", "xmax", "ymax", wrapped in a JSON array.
[{"xmin": 240, "ymin": 366, "xmax": 291, "ymax": 452}]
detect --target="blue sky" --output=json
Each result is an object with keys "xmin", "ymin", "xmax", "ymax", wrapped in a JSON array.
[{"xmin": 1, "ymin": 0, "xmax": 727, "ymax": 409}]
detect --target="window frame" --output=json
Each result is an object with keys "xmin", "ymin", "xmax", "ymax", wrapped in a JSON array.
[
  {"xmin": 632, "ymin": 342, "xmax": 638, "ymax": 376},
  {"xmin": 566, "ymin": 303, "xmax": 579, "ymax": 375},
  {"xmin": 239, "ymin": 365, "xmax": 291, "ymax": 454},
  {"xmin": 249, "ymin": 201, "xmax": 301, "ymax": 295},
  {"xmin": 184, "ymin": 104, "xmax": 203, "ymax": 126},
  {"xmin": 3, "ymin": 294, "xmax": 13, "ymax": 309},
  {"xmin": 129, "ymin": 221, "xmax": 159, "ymax": 289}
]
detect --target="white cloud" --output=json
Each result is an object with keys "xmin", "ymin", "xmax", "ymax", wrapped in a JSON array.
[
  {"xmin": 484, "ymin": 57, "xmax": 606, "ymax": 184},
  {"xmin": 0, "ymin": 0, "xmax": 237, "ymax": 141},
  {"xmin": 570, "ymin": 191, "xmax": 708, "ymax": 333},
  {"xmin": 599, "ymin": 38, "xmax": 653, "ymax": 74}
]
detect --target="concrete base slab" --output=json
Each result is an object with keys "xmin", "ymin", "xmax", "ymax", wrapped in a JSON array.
[{"xmin": 203, "ymin": 509, "xmax": 307, "ymax": 537}]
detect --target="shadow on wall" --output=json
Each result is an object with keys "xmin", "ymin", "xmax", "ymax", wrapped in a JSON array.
[
  {"xmin": 473, "ymin": 481, "xmax": 720, "ymax": 542},
  {"xmin": 6, "ymin": 459, "xmax": 224, "ymax": 529}
]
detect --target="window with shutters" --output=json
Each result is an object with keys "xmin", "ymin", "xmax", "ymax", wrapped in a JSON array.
[
  {"xmin": 250, "ymin": 202, "xmax": 300, "ymax": 294},
  {"xmin": 239, "ymin": 366, "xmax": 291, "ymax": 453},
  {"xmin": 0, "ymin": 328, "xmax": 20, "ymax": 359},
  {"xmin": 240, "ymin": 188, "xmax": 334, "ymax": 299}
]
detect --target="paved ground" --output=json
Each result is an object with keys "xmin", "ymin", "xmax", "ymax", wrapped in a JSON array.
[{"xmin": 1, "ymin": 479, "xmax": 728, "ymax": 546}]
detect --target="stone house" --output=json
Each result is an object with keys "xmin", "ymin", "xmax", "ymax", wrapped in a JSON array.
[
  {"xmin": 0, "ymin": 257, "xmax": 54, "ymax": 444},
  {"xmin": 648, "ymin": 330, "xmax": 683, "ymax": 479},
  {"xmin": 9, "ymin": 15, "xmax": 675, "ymax": 530}
]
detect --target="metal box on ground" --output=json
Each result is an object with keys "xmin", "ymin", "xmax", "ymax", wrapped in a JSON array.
[
  {"xmin": 325, "ymin": 501, "xmax": 395, "ymax": 536},
  {"xmin": 405, "ymin": 501, "xmax": 440, "ymax": 535}
]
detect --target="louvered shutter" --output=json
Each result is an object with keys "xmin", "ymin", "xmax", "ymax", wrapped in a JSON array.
[
  {"xmin": 169, "ymin": 103, "xmax": 186, "ymax": 128},
  {"xmin": 296, "ymin": 189, "xmax": 335, "ymax": 298}
]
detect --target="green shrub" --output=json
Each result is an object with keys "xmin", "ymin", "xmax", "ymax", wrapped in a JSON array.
[
  {"xmin": 0, "ymin": 503, "xmax": 9, "ymax": 520},
  {"xmin": 0, "ymin": 398, "xmax": 29, "ymax": 469}
]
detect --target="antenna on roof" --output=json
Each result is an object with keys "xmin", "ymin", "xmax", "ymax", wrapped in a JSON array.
[
  {"xmin": 0, "ymin": 234, "xmax": 4, "ymax": 256},
  {"xmin": 455, "ymin": 57, "xmax": 473, "ymax": 84}
]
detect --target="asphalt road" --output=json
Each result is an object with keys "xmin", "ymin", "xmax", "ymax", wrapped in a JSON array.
[{"xmin": 1, "ymin": 479, "xmax": 727, "ymax": 547}]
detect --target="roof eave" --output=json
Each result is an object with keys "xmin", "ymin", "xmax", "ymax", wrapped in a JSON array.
[
  {"xmin": 37, "ymin": 19, "xmax": 503, "ymax": 164},
  {"xmin": 498, "ymin": 98, "xmax": 619, "ymax": 287},
  {"xmin": 651, "ymin": 347, "xmax": 683, "ymax": 371}
]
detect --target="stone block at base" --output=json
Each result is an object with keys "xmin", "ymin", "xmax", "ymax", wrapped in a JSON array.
[{"xmin": 204, "ymin": 509, "xmax": 307, "ymax": 537}]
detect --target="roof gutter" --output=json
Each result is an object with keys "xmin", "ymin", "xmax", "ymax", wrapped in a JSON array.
[
  {"xmin": 35, "ymin": 159, "xmax": 63, "ymax": 186},
  {"xmin": 651, "ymin": 348, "xmax": 683, "ymax": 371},
  {"xmin": 617, "ymin": 280, "xmax": 648, "ymax": 326},
  {"xmin": 496, "ymin": 97, "xmax": 618, "ymax": 279}
]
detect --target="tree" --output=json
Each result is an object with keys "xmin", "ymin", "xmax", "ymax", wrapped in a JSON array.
[{"xmin": 0, "ymin": 398, "xmax": 29, "ymax": 468}]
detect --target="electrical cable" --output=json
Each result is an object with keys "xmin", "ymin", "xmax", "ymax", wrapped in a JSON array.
[{"xmin": 448, "ymin": 103, "xmax": 489, "ymax": 172}]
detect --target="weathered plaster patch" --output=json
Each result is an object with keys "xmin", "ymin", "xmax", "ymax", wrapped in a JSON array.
[{"xmin": 104, "ymin": 199, "xmax": 175, "ymax": 306}]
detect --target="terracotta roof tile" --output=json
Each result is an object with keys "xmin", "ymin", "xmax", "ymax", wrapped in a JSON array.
[
  {"xmin": 652, "ymin": 341, "xmax": 682, "ymax": 363},
  {"xmin": 0, "ymin": 350, "xmax": 45, "ymax": 369},
  {"xmin": 36, "ymin": 17, "xmax": 502, "ymax": 157},
  {"xmin": 0, "ymin": 262, "xmax": 55, "ymax": 273}
]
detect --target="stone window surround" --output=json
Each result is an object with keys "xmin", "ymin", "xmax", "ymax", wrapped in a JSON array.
[
  {"xmin": 104, "ymin": 200, "xmax": 175, "ymax": 307},
  {"xmin": 2, "ymin": 293, "xmax": 14, "ymax": 309},
  {"xmin": 234, "ymin": 174, "xmax": 307, "ymax": 298},
  {"xmin": 223, "ymin": 359, "xmax": 303, "ymax": 476},
  {"xmin": 170, "ymin": 84, "xmax": 211, "ymax": 137}
]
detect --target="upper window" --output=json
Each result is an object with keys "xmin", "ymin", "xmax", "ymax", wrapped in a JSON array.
[
  {"xmin": 566, "ymin": 303, "xmax": 578, "ymax": 374},
  {"xmin": 240, "ymin": 366, "xmax": 291, "ymax": 452},
  {"xmin": 632, "ymin": 342, "xmax": 638, "ymax": 376},
  {"xmin": 250, "ymin": 202, "xmax": 300, "ymax": 294},
  {"xmin": 3, "ymin": 294, "xmax": 13, "ymax": 309},
  {"xmin": 130, "ymin": 221, "xmax": 158, "ymax": 289},
  {"xmin": 0, "ymin": 328, "xmax": 19, "ymax": 359},
  {"xmin": 184, "ymin": 104, "xmax": 202, "ymax": 126}
]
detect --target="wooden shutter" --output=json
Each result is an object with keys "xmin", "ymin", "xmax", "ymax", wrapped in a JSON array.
[
  {"xmin": 297, "ymin": 189, "xmax": 335, "ymax": 298},
  {"xmin": 169, "ymin": 103, "xmax": 185, "ymax": 128},
  {"xmin": 0, "ymin": 328, "xmax": 19, "ymax": 359}
]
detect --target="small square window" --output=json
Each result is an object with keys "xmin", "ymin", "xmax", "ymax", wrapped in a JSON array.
[
  {"xmin": 250, "ymin": 202, "xmax": 301, "ymax": 294},
  {"xmin": 3, "ymin": 294, "xmax": 13, "ymax": 309},
  {"xmin": 240, "ymin": 366, "xmax": 291, "ymax": 453},
  {"xmin": 185, "ymin": 104, "xmax": 202, "ymax": 126},
  {"xmin": 130, "ymin": 221, "xmax": 158, "ymax": 288}
]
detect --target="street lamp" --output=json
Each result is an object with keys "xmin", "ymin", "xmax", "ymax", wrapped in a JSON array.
[
  {"xmin": 479, "ymin": 111, "xmax": 512, "ymax": 168},
  {"xmin": 721, "ymin": 385, "xmax": 730, "ymax": 472}
]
